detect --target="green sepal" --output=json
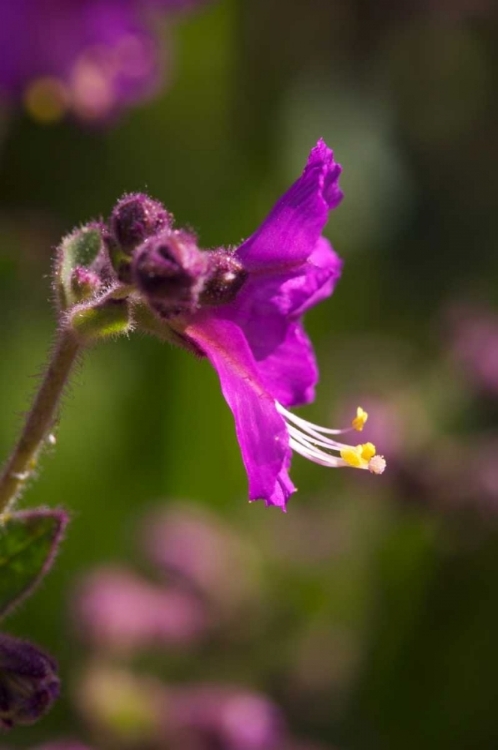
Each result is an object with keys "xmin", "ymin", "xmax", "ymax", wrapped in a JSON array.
[
  {"xmin": 0, "ymin": 508, "xmax": 69, "ymax": 620},
  {"xmin": 70, "ymin": 299, "xmax": 131, "ymax": 341},
  {"xmin": 56, "ymin": 224, "xmax": 103, "ymax": 309},
  {"xmin": 132, "ymin": 301, "xmax": 200, "ymax": 353}
]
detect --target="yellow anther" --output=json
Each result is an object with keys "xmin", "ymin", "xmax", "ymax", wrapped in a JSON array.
[
  {"xmin": 352, "ymin": 406, "xmax": 368, "ymax": 432},
  {"xmin": 360, "ymin": 442, "xmax": 376, "ymax": 461},
  {"xmin": 340, "ymin": 446, "xmax": 364, "ymax": 468},
  {"xmin": 340, "ymin": 442, "xmax": 378, "ymax": 470}
]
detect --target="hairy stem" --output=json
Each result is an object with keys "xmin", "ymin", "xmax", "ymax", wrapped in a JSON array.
[{"xmin": 0, "ymin": 327, "xmax": 81, "ymax": 513}]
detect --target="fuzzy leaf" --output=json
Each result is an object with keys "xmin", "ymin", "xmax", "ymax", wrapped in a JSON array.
[{"xmin": 0, "ymin": 508, "xmax": 69, "ymax": 620}]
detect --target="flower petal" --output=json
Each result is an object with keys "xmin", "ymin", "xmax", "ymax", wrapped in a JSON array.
[
  {"xmin": 185, "ymin": 315, "xmax": 295, "ymax": 508},
  {"xmin": 289, "ymin": 236, "xmax": 343, "ymax": 317},
  {"xmin": 236, "ymin": 139, "xmax": 343, "ymax": 271},
  {"xmin": 208, "ymin": 238, "xmax": 340, "ymax": 407},
  {"xmin": 257, "ymin": 322, "xmax": 318, "ymax": 408}
]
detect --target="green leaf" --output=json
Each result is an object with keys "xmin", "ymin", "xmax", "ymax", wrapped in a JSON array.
[{"xmin": 0, "ymin": 508, "xmax": 69, "ymax": 620}]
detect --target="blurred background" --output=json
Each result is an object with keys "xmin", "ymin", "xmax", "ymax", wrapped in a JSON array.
[{"xmin": 0, "ymin": 0, "xmax": 498, "ymax": 748}]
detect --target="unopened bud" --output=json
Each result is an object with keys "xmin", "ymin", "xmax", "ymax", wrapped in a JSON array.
[
  {"xmin": 56, "ymin": 223, "xmax": 107, "ymax": 310},
  {"xmin": 0, "ymin": 633, "xmax": 59, "ymax": 729},
  {"xmin": 200, "ymin": 249, "xmax": 248, "ymax": 306},
  {"xmin": 132, "ymin": 231, "xmax": 208, "ymax": 317},
  {"xmin": 108, "ymin": 194, "xmax": 171, "ymax": 282},
  {"xmin": 110, "ymin": 194, "xmax": 171, "ymax": 253},
  {"xmin": 70, "ymin": 267, "xmax": 102, "ymax": 302}
]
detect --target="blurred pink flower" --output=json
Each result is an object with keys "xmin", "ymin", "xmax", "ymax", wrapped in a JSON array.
[
  {"xmin": 74, "ymin": 566, "xmax": 208, "ymax": 653},
  {"xmin": 0, "ymin": 0, "xmax": 208, "ymax": 123},
  {"xmin": 141, "ymin": 503, "xmax": 261, "ymax": 618},
  {"xmin": 447, "ymin": 305, "xmax": 498, "ymax": 396},
  {"xmin": 167, "ymin": 684, "xmax": 286, "ymax": 750}
]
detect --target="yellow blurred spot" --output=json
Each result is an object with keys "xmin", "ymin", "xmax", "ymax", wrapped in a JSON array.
[
  {"xmin": 24, "ymin": 77, "xmax": 68, "ymax": 124},
  {"xmin": 352, "ymin": 406, "xmax": 368, "ymax": 432}
]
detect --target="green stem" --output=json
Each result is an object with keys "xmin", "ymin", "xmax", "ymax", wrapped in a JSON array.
[{"xmin": 0, "ymin": 326, "xmax": 81, "ymax": 514}]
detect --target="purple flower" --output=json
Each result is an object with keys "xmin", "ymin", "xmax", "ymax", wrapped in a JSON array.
[
  {"xmin": 446, "ymin": 304, "xmax": 498, "ymax": 396},
  {"xmin": 168, "ymin": 684, "xmax": 285, "ymax": 750},
  {"xmin": 141, "ymin": 503, "xmax": 261, "ymax": 617},
  {"xmin": 0, "ymin": 633, "xmax": 59, "ymax": 729},
  {"xmin": 73, "ymin": 566, "xmax": 208, "ymax": 652},
  {"xmin": 178, "ymin": 141, "xmax": 385, "ymax": 508},
  {"xmin": 0, "ymin": 0, "xmax": 207, "ymax": 123}
]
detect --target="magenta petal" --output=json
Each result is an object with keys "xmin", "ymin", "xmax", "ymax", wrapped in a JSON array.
[
  {"xmin": 257, "ymin": 322, "xmax": 318, "ymax": 407},
  {"xmin": 212, "ymin": 237, "xmax": 340, "ymax": 407},
  {"xmin": 288, "ymin": 237, "xmax": 343, "ymax": 317},
  {"xmin": 185, "ymin": 315, "xmax": 295, "ymax": 508},
  {"xmin": 236, "ymin": 139, "xmax": 343, "ymax": 271}
]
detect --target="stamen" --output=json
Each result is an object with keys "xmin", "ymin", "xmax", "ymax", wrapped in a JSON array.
[
  {"xmin": 352, "ymin": 406, "xmax": 368, "ymax": 432},
  {"xmin": 276, "ymin": 402, "xmax": 385, "ymax": 474},
  {"xmin": 368, "ymin": 455, "xmax": 386, "ymax": 475}
]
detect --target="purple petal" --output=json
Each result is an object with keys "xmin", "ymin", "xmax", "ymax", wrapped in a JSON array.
[
  {"xmin": 256, "ymin": 322, "xmax": 318, "ymax": 407},
  {"xmin": 287, "ymin": 236, "xmax": 343, "ymax": 317},
  {"xmin": 211, "ymin": 237, "xmax": 341, "ymax": 407},
  {"xmin": 185, "ymin": 315, "xmax": 295, "ymax": 508},
  {"xmin": 236, "ymin": 139, "xmax": 343, "ymax": 271}
]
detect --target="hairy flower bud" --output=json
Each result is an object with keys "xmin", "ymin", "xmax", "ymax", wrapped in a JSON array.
[
  {"xmin": 200, "ymin": 249, "xmax": 248, "ymax": 306},
  {"xmin": 110, "ymin": 194, "xmax": 171, "ymax": 252},
  {"xmin": 0, "ymin": 634, "xmax": 60, "ymax": 729},
  {"xmin": 132, "ymin": 231, "xmax": 209, "ymax": 317},
  {"xmin": 108, "ymin": 194, "xmax": 171, "ymax": 282},
  {"xmin": 56, "ymin": 222, "xmax": 110, "ymax": 310}
]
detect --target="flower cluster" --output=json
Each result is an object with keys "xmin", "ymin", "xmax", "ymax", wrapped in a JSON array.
[
  {"xmin": 0, "ymin": 0, "xmax": 208, "ymax": 123},
  {"xmin": 69, "ymin": 502, "xmax": 335, "ymax": 750}
]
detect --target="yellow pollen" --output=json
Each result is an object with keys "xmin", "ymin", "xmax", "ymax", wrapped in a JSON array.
[
  {"xmin": 340, "ymin": 442, "xmax": 378, "ymax": 470},
  {"xmin": 360, "ymin": 442, "xmax": 376, "ymax": 461},
  {"xmin": 340, "ymin": 446, "xmax": 364, "ymax": 468},
  {"xmin": 352, "ymin": 406, "xmax": 368, "ymax": 432},
  {"xmin": 24, "ymin": 77, "xmax": 69, "ymax": 124}
]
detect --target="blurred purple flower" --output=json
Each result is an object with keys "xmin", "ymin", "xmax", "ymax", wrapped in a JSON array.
[
  {"xmin": 447, "ymin": 305, "xmax": 498, "ymax": 397},
  {"xmin": 0, "ymin": 0, "xmax": 207, "ymax": 123},
  {"xmin": 181, "ymin": 140, "xmax": 385, "ymax": 509},
  {"xmin": 77, "ymin": 667, "xmax": 286, "ymax": 750},
  {"xmin": 0, "ymin": 633, "xmax": 59, "ymax": 729},
  {"xmin": 167, "ymin": 684, "xmax": 286, "ymax": 750},
  {"xmin": 141, "ymin": 503, "xmax": 261, "ymax": 616},
  {"xmin": 74, "ymin": 566, "xmax": 208, "ymax": 653}
]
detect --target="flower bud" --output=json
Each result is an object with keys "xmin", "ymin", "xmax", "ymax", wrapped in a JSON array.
[
  {"xmin": 108, "ymin": 194, "xmax": 171, "ymax": 283},
  {"xmin": 200, "ymin": 249, "xmax": 248, "ymax": 306},
  {"xmin": 0, "ymin": 633, "xmax": 59, "ymax": 729},
  {"xmin": 110, "ymin": 194, "xmax": 171, "ymax": 253},
  {"xmin": 132, "ymin": 231, "xmax": 209, "ymax": 317},
  {"xmin": 70, "ymin": 267, "xmax": 102, "ymax": 302},
  {"xmin": 55, "ymin": 223, "xmax": 108, "ymax": 310}
]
